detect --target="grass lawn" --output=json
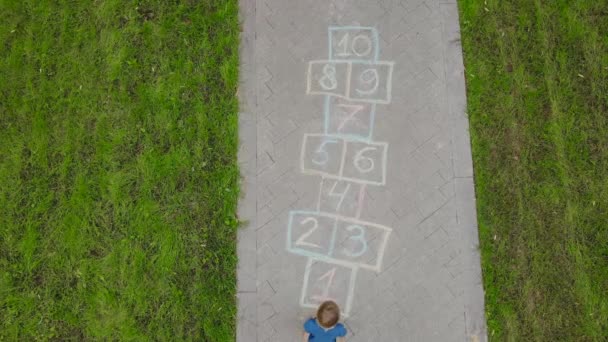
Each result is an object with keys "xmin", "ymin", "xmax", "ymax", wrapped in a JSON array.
[
  {"xmin": 458, "ymin": 0, "xmax": 608, "ymax": 340},
  {"xmin": 0, "ymin": 1, "xmax": 239, "ymax": 340}
]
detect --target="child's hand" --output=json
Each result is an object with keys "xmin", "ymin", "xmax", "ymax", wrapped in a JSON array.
[{"xmin": 302, "ymin": 332, "xmax": 310, "ymax": 342}]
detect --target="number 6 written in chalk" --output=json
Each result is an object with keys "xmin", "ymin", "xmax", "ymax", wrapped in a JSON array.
[{"xmin": 353, "ymin": 146, "xmax": 377, "ymax": 173}]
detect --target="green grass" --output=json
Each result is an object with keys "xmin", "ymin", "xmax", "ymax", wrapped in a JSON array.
[
  {"xmin": 0, "ymin": 1, "xmax": 240, "ymax": 340},
  {"xmin": 458, "ymin": 0, "xmax": 608, "ymax": 340}
]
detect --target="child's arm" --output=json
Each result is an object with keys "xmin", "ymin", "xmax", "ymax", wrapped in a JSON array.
[
  {"xmin": 302, "ymin": 332, "xmax": 310, "ymax": 342},
  {"xmin": 337, "ymin": 337, "xmax": 346, "ymax": 342}
]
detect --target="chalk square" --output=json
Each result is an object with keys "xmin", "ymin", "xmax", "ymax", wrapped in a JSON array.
[
  {"xmin": 300, "ymin": 258, "xmax": 357, "ymax": 317},
  {"xmin": 328, "ymin": 26, "xmax": 379, "ymax": 62},
  {"xmin": 348, "ymin": 61, "xmax": 394, "ymax": 104},
  {"xmin": 306, "ymin": 60, "xmax": 350, "ymax": 97},
  {"xmin": 341, "ymin": 140, "xmax": 388, "ymax": 186},
  {"xmin": 324, "ymin": 96, "xmax": 375, "ymax": 141},
  {"xmin": 317, "ymin": 178, "xmax": 365, "ymax": 218},
  {"xmin": 331, "ymin": 218, "xmax": 392, "ymax": 271},
  {"xmin": 287, "ymin": 211, "xmax": 337, "ymax": 258},
  {"xmin": 300, "ymin": 134, "xmax": 346, "ymax": 178}
]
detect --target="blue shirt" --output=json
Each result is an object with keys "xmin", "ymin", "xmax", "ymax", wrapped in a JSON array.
[{"xmin": 304, "ymin": 318, "xmax": 347, "ymax": 342}]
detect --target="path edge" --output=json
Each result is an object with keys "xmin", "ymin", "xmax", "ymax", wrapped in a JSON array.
[
  {"xmin": 440, "ymin": 2, "xmax": 488, "ymax": 341},
  {"xmin": 237, "ymin": 0, "xmax": 257, "ymax": 341}
]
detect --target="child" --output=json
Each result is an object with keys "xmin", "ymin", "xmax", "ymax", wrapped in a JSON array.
[{"xmin": 302, "ymin": 300, "xmax": 347, "ymax": 342}]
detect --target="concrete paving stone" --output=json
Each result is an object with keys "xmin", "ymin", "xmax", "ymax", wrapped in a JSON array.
[
  {"xmin": 256, "ymin": 160, "xmax": 295, "ymax": 190},
  {"xmin": 257, "ymin": 319, "xmax": 276, "ymax": 342},
  {"xmin": 256, "ymin": 205, "xmax": 275, "ymax": 230},
  {"xmin": 238, "ymin": 292, "xmax": 258, "ymax": 322},
  {"xmin": 256, "ymin": 243, "xmax": 277, "ymax": 268},
  {"xmin": 237, "ymin": 317, "xmax": 257, "ymax": 342},
  {"xmin": 266, "ymin": 189, "xmax": 298, "ymax": 217},
  {"xmin": 238, "ymin": 270, "xmax": 257, "ymax": 295}
]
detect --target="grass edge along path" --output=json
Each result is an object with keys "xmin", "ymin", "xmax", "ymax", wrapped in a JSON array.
[
  {"xmin": 0, "ymin": 1, "xmax": 240, "ymax": 340},
  {"xmin": 458, "ymin": 0, "xmax": 608, "ymax": 340}
]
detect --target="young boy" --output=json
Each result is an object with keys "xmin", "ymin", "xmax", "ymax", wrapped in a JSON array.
[{"xmin": 302, "ymin": 300, "xmax": 347, "ymax": 342}]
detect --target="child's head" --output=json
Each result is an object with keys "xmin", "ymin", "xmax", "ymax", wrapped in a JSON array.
[{"xmin": 316, "ymin": 300, "xmax": 340, "ymax": 328}]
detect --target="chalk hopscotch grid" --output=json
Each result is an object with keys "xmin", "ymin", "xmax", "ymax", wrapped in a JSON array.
[
  {"xmin": 286, "ymin": 210, "xmax": 392, "ymax": 272},
  {"xmin": 288, "ymin": 26, "xmax": 394, "ymax": 317},
  {"xmin": 306, "ymin": 60, "xmax": 394, "ymax": 104},
  {"xmin": 299, "ymin": 133, "xmax": 389, "ymax": 186},
  {"xmin": 324, "ymin": 26, "xmax": 379, "ymax": 142}
]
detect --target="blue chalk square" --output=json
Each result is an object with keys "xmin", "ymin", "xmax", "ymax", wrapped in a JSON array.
[
  {"xmin": 328, "ymin": 26, "xmax": 379, "ymax": 62},
  {"xmin": 324, "ymin": 96, "xmax": 375, "ymax": 141},
  {"xmin": 286, "ymin": 210, "xmax": 337, "ymax": 259}
]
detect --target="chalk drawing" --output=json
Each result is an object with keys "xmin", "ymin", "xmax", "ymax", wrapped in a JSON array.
[
  {"xmin": 336, "ymin": 33, "xmax": 371, "ymax": 57},
  {"xmin": 354, "ymin": 146, "xmax": 377, "ymax": 173},
  {"xmin": 349, "ymin": 60, "xmax": 394, "ymax": 104},
  {"xmin": 355, "ymin": 185, "xmax": 366, "ymax": 219},
  {"xmin": 355, "ymin": 68, "xmax": 379, "ymax": 95},
  {"xmin": 286, "ymin": 210, "xmax": 392, "ymax": 272},
  {"xmin": 295, "ymin": 216, "xmax": 322, "ymax": 249},
  {"xmin": 316, "ymin": 178, "xmax": 364, "ymax": 218},
  {"xmin": 327, "ymin": 181, "xmax": 350, "ymax": 211},
  {"xmin": 307, "ymin": 60, "xmax": 394, "ymax": 104},
  {"xmin": 336, "ymin": 103, "xmax": 366, "ymax": 131},
  {"xmin": 300, "ymin": 134, "xmax": 345, "ymax": 177},
  {"xmin": 300, "ymin": 133, "xmax": 388, "ymax": 185},
  {"xmin": 300, "ymin": 258, "xmax": 358, "ymax": 317},
  {"xmin": 310, "ymin": 267, "xmax": 336, "ymax": 301},
  {"xmin": 287, "ymin": 210, "xmax": 336, "ymax": 257},
  {"xmin": 311, "ymin": 137, "xmax": 340, "ymax": 166},
  {"xmin": 342, "ymin": 225, "xmax": 367, "ymax": 257},
  {"xmin": 328, "ymin": 26, "xmax": 379, "ymax": 61},
  {"xmin": 289, "ymin": 26, "xmax": 394, "ymax": 315},
  {"xmin": 320, "ymin": 64, "xmax": 338, "ymax": 90},
  {"xmin": 324, "ymin": 97, "xmax": 376, "ymax": 141},
  {"xmin": 306, "ymin": 60, "xmax": 350, "ymax": 97}
]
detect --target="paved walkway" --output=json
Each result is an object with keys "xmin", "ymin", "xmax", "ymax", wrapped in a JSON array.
[{"xmin": 237, "ymin": 1, "xmax": 486, "ymax": 341}]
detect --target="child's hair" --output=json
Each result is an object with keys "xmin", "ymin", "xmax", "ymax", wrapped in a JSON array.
[{"xmin": 316, "ymin": 300, "xmax": 340, "ymax": 328}]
